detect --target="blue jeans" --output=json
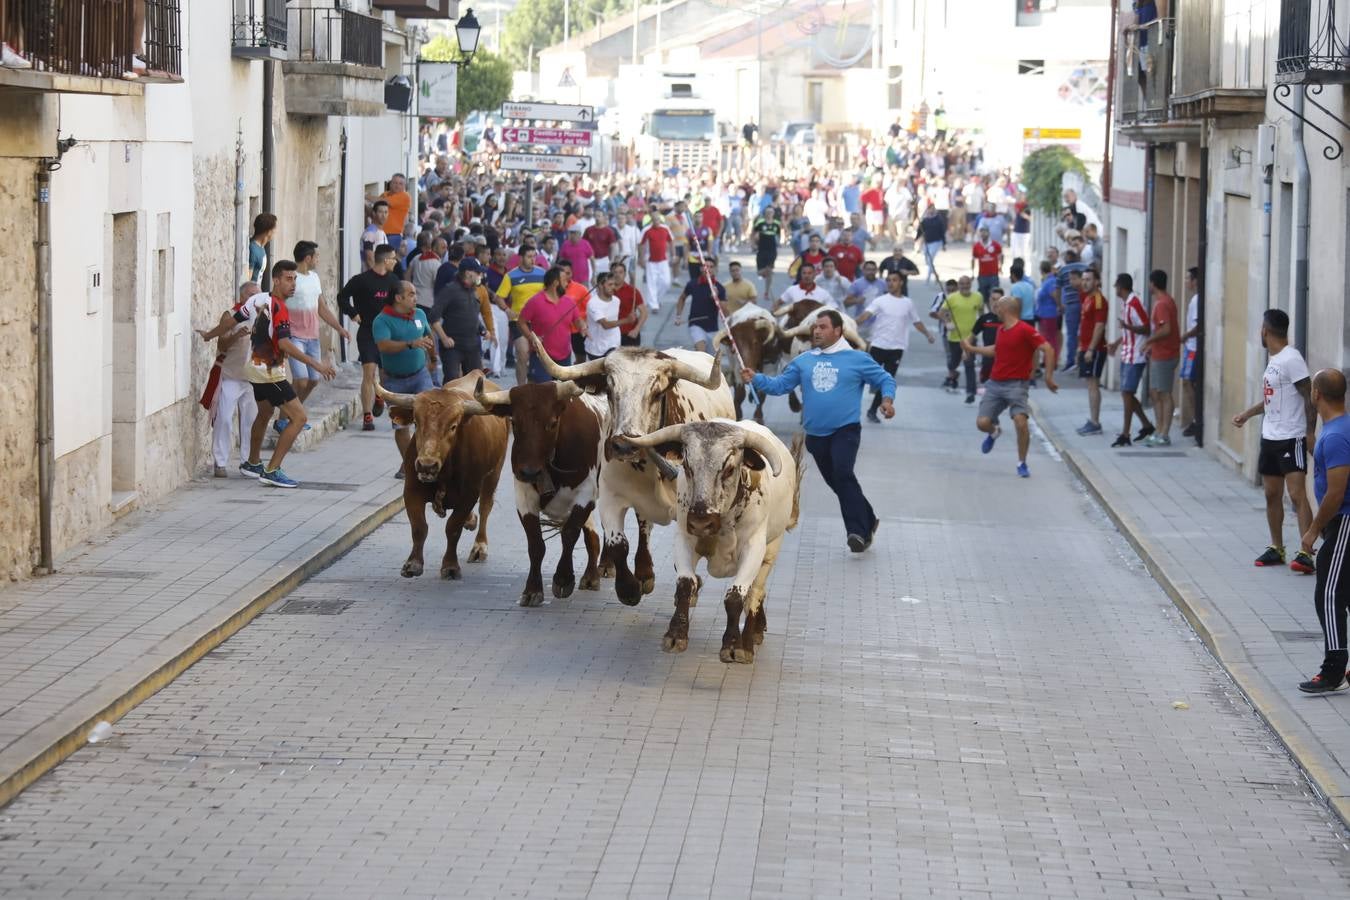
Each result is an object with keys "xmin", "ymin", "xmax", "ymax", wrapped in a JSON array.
[
  {"xmin": 805, "ymin": 424, "xmax": 875, "ymax": 539},
  {"xmin": 1062, "ymin": 302, "xmax": 1081, "ymax": 367},
  {"xmin": 923, "ymin": 240, "xmax": 943, "ymax": 281},
  {"xmin": 527, "ymin": 351, "xmax": 572, "ymax": 384},
  {"xmin": 977, "ymin": 274, "xmax": 999, "ymax": 303}
]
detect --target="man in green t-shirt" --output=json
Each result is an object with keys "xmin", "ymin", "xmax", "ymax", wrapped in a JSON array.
[
  {"xmin": 374, "ymin": 281, "xmax": 436, "ymax": 473},
  {"xmin": 934, "ymin": 275, "xmax": 983, "ymax": 400}
]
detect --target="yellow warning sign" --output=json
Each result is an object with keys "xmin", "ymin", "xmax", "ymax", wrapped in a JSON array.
[{"xmin": 1023, "ymin": 128, "xmax": 1082, "ymax": 140}]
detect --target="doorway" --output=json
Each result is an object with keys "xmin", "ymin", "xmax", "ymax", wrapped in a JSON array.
[
  {"xmin": 111, "ymin": 212, "xmax": 140, "ymax": 496},
  {"xmin": 1218, "ymin": 195, "xmax": 1250, "ymax": 457}
]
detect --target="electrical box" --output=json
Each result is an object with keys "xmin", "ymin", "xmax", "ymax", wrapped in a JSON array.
[
  {"xmin": 1256, "ymin": 123, "xmax": 1276, "ymax": 168},
  {"xmin": 86, "ymin": 267, "xmax": 101, "ymax": 316}
]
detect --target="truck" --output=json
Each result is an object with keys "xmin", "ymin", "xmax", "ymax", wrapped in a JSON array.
[{"xmin": 622, "ymin": 71, "xmax": 720, "ymax": 173}]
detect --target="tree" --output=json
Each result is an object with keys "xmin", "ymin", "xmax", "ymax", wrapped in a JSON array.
[
  {"xmin": 1020, "ymin": 146, "xmax": 1090, "ymax": 214},
  {"xmin": 421, "ymin": 37, "xmax": 513, "ymax": 118},
  {"xmin": 501, "ymin": 0, "xmax": 629, "ymax": 71}
]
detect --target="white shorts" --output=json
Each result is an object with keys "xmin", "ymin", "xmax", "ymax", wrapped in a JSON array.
[
  {"xmin": 865, "ymin": 209, "xmax": 884, "ymax": 228},
  {"xmin": 689, "ymin": 324, "xmax": 714, "ymax": 347},
  {"xmin": 593, "ymin": 257, "xmax": 610, "ymax": 275}
]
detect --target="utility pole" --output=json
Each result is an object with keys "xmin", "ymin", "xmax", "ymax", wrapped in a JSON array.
[
  {"xmin": 632, "ymin": 0, "xmax": 639, "ymax": 65},
  {"xmin": 565, "ymin": 0, "xmax": 570, "ymax": 46}
]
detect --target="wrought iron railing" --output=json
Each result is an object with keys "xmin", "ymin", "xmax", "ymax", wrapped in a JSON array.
[
  {"xmin": 1276, "ymin": 0, "xmax": 1350, "ymax": 83},
  {"xmin": 289, "ymin": 4, "xmax": 382, "ymax": 68},
  {"xmin": 232, "ymin": 0, "xmax": 288, "ymax": 53},
  {"xmin": 1118, "ymin": 17, "xmax": 1176, "ymax": 125},
  {"xmin": 0, "ymin": 0, "xmax": 184, "ymax": 79}
]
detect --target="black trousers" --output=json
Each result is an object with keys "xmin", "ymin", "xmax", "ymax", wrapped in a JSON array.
[
  {"xmin": 805, "ymin": 424, "xmax": 875, "ymax": 539},
  {"xmin": 620, "ymin": 333, "xmax": 641, "ymax": 347},
  {"xmin": 1315, "ymin": 516, "xmax": 1350, "ymax": 664},
  {"xmin": 868, "ymin": 347, "xmax": 903, "ymax": 414},
  {"xmin": 945, "ymin": 340, "xmax": 976, "ymax": 398}
]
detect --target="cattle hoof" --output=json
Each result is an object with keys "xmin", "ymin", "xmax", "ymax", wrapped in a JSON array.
[
  {"xmin": 753, "ymin": 412, "xmax": 765, "ymax": 425},
  {"xmin": 639, "ymin": 576, "xmax": 656, "ymax": 596},
  {"xmin": 468, "ymin": 543, "xmax": 488, "ymax": 563},
  {"xmin": 464, "ymin": 512, "xmax": 479, "ymax": 531},
  {"xmin": 401, "ymin": 561, "xmax": 424, "ymax": 578},
  {"xmin": 440, "ymin": 566, "xmax": 463, "ymax": 581},
  {"xmin": 599, "ymin": 563, "xmax": 616, "ymax": 579},
  {"xmin": 518, "ymin": 590, "xmax": 545, "ymax": 608},
  {"xmin": 719, "ymin": 646, "xmax": 737, "ymax": 664},
  {"xmin": 754, "ymin": 630, "xmax": 765, "ymax": 646},
  {"xmin": 615, "ymin": 575, "xmax": 643, "ymax": 605},
  {"xmin": 551, "ymin": 575, "xmax": 575, "ymax": 599},
  {"xmin": 733, "ymin": 647, "xmax": 755, "ymax": 664},
  {"xmin": 578, "ymin": 572, "xmax": 601, "ymax": 591},
  {"xmin": 662, "ymin": 634, "xmax": 689, "ymax": 653}
]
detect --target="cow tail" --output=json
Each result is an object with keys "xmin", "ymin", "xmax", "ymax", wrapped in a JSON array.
[{"xmin": 787, "ymin": 432, "xmax": 807, "ymax": 531}]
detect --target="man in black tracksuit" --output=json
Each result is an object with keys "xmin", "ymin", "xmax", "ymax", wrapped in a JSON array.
[
  {"xmin": 431, "ymin": 262, "xmax": 487, "ymax": 380},
  {"xmin": 337, "ymin": 244, "xmax": 400, "ymax": 430}
]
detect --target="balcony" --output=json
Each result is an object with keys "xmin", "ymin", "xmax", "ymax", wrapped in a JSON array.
[
  {"xmin": 1116, "ymin": 18, "xmax": 1201, "ymax": 141},
  {"xmin": 1276, "ymin": 0, "xmax": 1350, "ymax": 84},
  {"xmin": 370, "ymin": 0, "xmax": 457, "ymax": 17},
  {"xmin": 0, "ymin": 0, "xmax": 182, "ymax": 95},
  {"xmin": 281, "ymin": 4, "xmax": 385, "ymax": 117},
  {"xmin": 232, "ymin": 0, "xmax": 288, "ymax": 61}
]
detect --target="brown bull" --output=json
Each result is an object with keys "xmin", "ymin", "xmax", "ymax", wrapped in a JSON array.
[
  {"xmin": 473, "ymin": 378, "xmax": 608, "ymax": 608},
  {"xmin": 714, "ymin": 309, "xmax": 781, "ymax": 424},
  {"xmin": 376, "ymin": 374, "xmax": 509, "ymax": 581}
]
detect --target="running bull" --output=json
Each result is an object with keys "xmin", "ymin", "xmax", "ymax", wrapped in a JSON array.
[
  {"xmin": 472, "ymin": 378, "xmax": 609, "ymax": 608},
  {"xmin": 712, "ymin": 304, "xmax": 781, "ymax": 424},
  {"xmin": 376, "ymin": 374, "xmax": 508, "ymax": 581},
  {"xmin": 530, "ymin": 337, "xmax": 735, "ymax": 606},
  {"xmin": 622, "ymin": 420, "xmax": 804, "ymax": 663}
]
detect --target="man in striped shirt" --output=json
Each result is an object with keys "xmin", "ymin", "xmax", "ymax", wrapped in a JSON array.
[{"xmin": 1107, "ymin": 273, "xmax": 1156, "ymax": 447}]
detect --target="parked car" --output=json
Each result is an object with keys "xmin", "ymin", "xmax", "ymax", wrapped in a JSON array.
[
  {"xmin": 773, "ymin": 121, "xmax": 817, "ymax": 145},
  {"xmin": 461, "ymin": 109, "xmax": 489, "ymax": 153}
]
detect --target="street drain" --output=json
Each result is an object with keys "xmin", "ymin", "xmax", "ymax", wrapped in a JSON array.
[
  {"xmin": 77, "ymin": 570, "xmax": 149, "ymax": 579},
  {"xmin": 1116, "ymin": 450, "xmax": 1187, "ymax": 458},
  {"xmin": 296, "ymin": 482, "xmax": 358, "ymax": 492},
  {"xmin": 273, "ymin": 598, "xmax": 354, "ymax": 615},
  {"xmin": 1274, "ymin": 630, "xmax": 1323, "ymax": 642}
]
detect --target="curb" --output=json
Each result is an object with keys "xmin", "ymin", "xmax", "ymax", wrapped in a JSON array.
[
  {"xmin": 0, "ymin": 488, "xmax": 406, "ymax": 810},
  {"xmin": 1029, "ymin": 397, "xmax": 1350, "ymax": 829}
]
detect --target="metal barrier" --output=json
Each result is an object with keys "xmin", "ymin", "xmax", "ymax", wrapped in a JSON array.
[
  {"xmin": 1118, "ymin": 17, "xmax": 1175, "ymax": 124},
  {"xmin": 232, "ymin": 0, "xmax": 288, "ymax": 53},
  {"xmin": 0, "ymin": 0, "xmax": 177, "ymax": 79},
  {"xmin": 289, "ymin": 3, "xmax": 382, "ymax": 67}
]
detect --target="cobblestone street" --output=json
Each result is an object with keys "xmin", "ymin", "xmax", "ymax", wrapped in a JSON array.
[{"xmin": 1, "ymin": 322, "xmax": 1347, "ymax": 899}]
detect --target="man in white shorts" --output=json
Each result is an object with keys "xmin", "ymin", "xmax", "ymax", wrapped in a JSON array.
[{"xmin": 674, "ymin": 269, "xmax": 726, "ymax": 353}]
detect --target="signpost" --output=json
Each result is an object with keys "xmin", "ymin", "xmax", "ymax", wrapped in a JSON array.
[
  {"xmin": 500, "ymin": 127, "xmax": 593, "ymax": 147},
  {"xmin": 500, "ymin": 101, "xmax": 594, "ymax": 123},
  {"xmin": 499, "ymin": 152, "xmax": 592, "ymax": 174}
]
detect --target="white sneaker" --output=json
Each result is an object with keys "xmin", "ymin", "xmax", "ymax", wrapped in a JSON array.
[{"xmin": 1, "ymin": 43, "xmax": 32, "ymax": 69}]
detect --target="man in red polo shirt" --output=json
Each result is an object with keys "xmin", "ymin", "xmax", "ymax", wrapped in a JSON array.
[
  {"xmin": 961, "ymin": 295, "xmax": 1058, "ymax": 478},
  {"xmin": 583, "ymin": 213, "xmax": 618, "ymax": 277},
  {"xmin": 698, "ymin": 201, "xmax": 724, "ymax": 248},
  {"xmin": 1074, "ymin": 269, "xmax": 1110, "ymax": 436},
  {"xmin": 638, "ymin": 214, "xmax": 674, "ymax": 310},
  {"xmin": 971, "ymin": 225, "xmax": 1002, "ymax": 302},
  {"xmin": 611, "ymin": 261, "xmax": 648, "ymax": 346},
  {"xmin": 827, "ymin": 230, "xmax": 865, "ymax": 281}
]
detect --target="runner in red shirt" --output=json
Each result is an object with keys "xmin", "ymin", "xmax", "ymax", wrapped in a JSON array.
[
  {"xmin": 971, "ymin": 226, "xmax": 1003, "ymax": 302},
  {"xmin": 961, "ymin": 294, "xmax": 1058, "ymax": 478},
  {"xmin": 638, "ymin": 216, "xmax": 675, "ymax": 309},
  {"xmin": 698, "ymin": 203, "xmax": 724, "ymax": 246},
  {"xmin": 1075, "ymin": 269, "xmax": 1110, "ymax": 435},
  {"xmin": 582, "ymin": 215, "xmax": 618, "ymax": 276},
  {"xmin": 827, "ymin": 231, "xmax": 865, "ymax": 280},
  {"xmin": 611, "ymin": 261, "xmax": 648, "ymax": 346}
]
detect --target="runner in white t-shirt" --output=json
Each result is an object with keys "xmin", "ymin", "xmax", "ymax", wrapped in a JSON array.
[
  {"xmin": 856, "ymin": 272, "xmax": 934, "ymax": 422},
  {"xmin": 1106, "ymin": 273, "xmax": 1155, "ymax": 447},
  {"xmin": 583, "ymin": 272, "xmax": 622, "ymax": 360},
  {"xmin": 1180, "ymin": 266, "xmax": 1203, "ymax": 438},
  {"xmin": 1232, "ymin": 308, "xmax": 1316, "ymax": 573},
  {"xmin": 772, "ymin": 264, "xmax": 838, "ymax": 316}
]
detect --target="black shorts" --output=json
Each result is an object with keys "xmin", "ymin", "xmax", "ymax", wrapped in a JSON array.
[
  {"xmin": 251, "ymin": 380, "xmax": 297, "ymax": 407},
  {"xmin": 620, "ymin": 332, "xmax": 641, "ymax": 347},
  {"xmin": 1077, "ymin": 350, "xmax": 1106, "ymax": 380},
  {"xmin": 357, "ymin": 327, "xmax": 381, "ymax": 365},
  {"xmin": 508, "ymin": 321, "xmax": 523, "ymax": 342},
  {"xmin": 440, "ymin": 339, "xmax": 483, "ymax": 380},
  {"xmin": 756, "ymin": 250, "xmax": 777, "ymax": 271},
  {"xmin": 1258, "ymin": 437, "xmax": 1308, "ymax": 477}
]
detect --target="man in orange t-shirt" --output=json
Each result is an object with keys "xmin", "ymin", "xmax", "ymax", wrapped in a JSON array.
[
  {"xmin": 379, "ymin": 173, "xmax": 412, "ymax": 251},
  {"xmin": 1074, "ymin": 269, "xmax": 1110, "ymax": 436}
]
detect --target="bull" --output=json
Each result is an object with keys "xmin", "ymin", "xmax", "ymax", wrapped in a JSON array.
[
  {"xmin": 712, "ymin": 304, "xmax": 781, "ymax": 424},
  {"xmin": 530, "ymin": 337, "xmax": 735, "ymax": 606},
  {"xmin": 375, "ymin": 374, "xmax": 509, "ymax": 581},
  {"xmin": 623, "ymin": 421, "xmax": 805, "ymax": 663},
  {"xmin": 472, "ymin": 378, "xmax": 609, "ymax": 608},
  {"xmin": 776, "ymin": 302, "xmax": 866, "ymax": 412}
]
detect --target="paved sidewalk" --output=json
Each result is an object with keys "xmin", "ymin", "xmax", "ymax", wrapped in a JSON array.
[
  {"xmin": 1030, "ymin": 376, "xmax": 1350, "ymax": 823},
  {"xmin": 0, "ymin": 385, "xmax": 407, "ymax": 806}
]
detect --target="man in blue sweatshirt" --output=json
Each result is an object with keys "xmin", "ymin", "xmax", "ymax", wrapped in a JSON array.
[{"xmin": 741, "ymin": 309, "xmax": 896, "ymax": 552}]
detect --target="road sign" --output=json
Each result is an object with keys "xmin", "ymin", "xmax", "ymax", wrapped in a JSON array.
[
  {"xmin": 1022, "ymin": 127, "xmax": 1082, "ymax": 140},
  {"xmin": 500, "ymin": 127, "xmax": 593, "ymax": 147},
  {"xmin": 558, "ymin": 67, "xmax": 576, "ymax": 88},
  {"xmin": 499, "ymin": 152, "xmax": 592, "ymax": 174},
  {"xmin": 500, "ymin": 101, "xmax": 594, "ymax": 123}
]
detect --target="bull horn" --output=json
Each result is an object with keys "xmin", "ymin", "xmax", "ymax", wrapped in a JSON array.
[
  {"xmin": 740, "ymin": 430, "xmax": 784, "ymax": 477},
  {"xmin": 783, "ymin": 319, "xmax": 812, "ymax": 339},
  {"xmin": 670, "ymin": 346, "xmax": 723, "ymax": 390},
  {"xmin": 529, "ymin": 332, "xmax": 606, "ymax": 381},
  {"xmin": 458, "ymin": 398, "xmax": 489, "ymax": 417},
  {"xmin": 374, "ymin": 383, "xmax": 418, "ymax": 408},
  {"xmin": 472, "ymin": 376, "xmax": 512, "ymax": 408},
  {"xmin": 647, "ymin": 449, "xmax": 680, "ymax": 482},
  {"xmin": 620, "ymin": 423, "xmax": 689, "ymax": 449},
  {"xmin": 843, "ymin": 322, "xmax": 866, "ymax": 350},
  {"xmin": 711, "ymin": 329, "xmax": 729, "ymax": 347},
  {"xmin": 555, "ymin": 381, "xmax": 585, "ymax": 401}
]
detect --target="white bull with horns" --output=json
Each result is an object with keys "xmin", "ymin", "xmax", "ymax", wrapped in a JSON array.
[{"xmin": 529, "ymin": 337, "xmax": 736, "ymax": 606}]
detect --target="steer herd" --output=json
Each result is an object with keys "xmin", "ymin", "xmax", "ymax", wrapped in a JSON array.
[{"xmin": 372, "ymin": 329, "xmax": 810, "ymax": 664}]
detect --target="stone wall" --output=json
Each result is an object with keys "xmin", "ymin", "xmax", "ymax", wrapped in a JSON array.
[
  {"xmin": 52, "ymin": 437, "xmax": 109, "ymax": 556},
  {"xmin": 0, "ymin": 158, "xmax": 40, "ymax": 579}
]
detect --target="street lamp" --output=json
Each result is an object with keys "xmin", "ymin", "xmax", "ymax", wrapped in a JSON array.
[{"xmin": 456, "ymin": 8, "xmax": 482, "ymax": 66}]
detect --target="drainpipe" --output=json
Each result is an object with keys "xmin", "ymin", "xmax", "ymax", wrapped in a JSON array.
[
  {"xmin": 1195, "ymin": 141, "xmax": 1209, "ymax": 447},
  {"xmin": 234, "ymin": 121, "xmax": 245, "ymax": 292},
  {"xmin": 262, "ymin": 59, "xmax": 275, "ymax": 292},
  {"xmin": 1291, "ymin": 89, "xmax": 1310, "ymax": 356},
  {"xmin": 1260, "ymin": 146, "xmax": 1272, "ymax": 308},
  {"xmin": 35, "ymin": 162, "xmax": 56, "ymax": 574},
  {"xmin": 338, "ymin": 125, "xmax": 349, "ymax": 363}
]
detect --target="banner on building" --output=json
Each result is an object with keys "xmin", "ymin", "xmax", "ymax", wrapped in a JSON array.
[{"xmin": 419, "ymin": 63, "xmax": 459, "ymax": 118}]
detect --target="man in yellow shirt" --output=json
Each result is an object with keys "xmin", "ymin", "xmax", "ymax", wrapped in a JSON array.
[
  {"xmin": 495, "ymin": 247, "xmax": 549, "ymax": 383},
  {"xmin": 935, "ymin": 275, "xmax": 983, "ymax": 400},
  {"xmin": 723, "ymin": 261, "xmax": 759, "ymax": 314}
]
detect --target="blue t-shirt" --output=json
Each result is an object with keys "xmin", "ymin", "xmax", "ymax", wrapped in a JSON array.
[
  {"xmin": 752, "ymin": 347, "xmax": 896, "ymax": 436},
  {"xmin": 1057, "ymin": 261, "xmax": 1088, "ymax": 305},
  {"xmin": 842, "ymin": 184, "xmax": 861, "ymax": 214},
  {"xmin": 1009, "ymin": 280, "xmax": 1036, "ymax": 321},
  {"xmin": 1035, "ymin": 278, "xmax": 1058, "ymax": 319},
  {"xmin": 372, "ymin": 308, "xmax": 432, "ymax": 377},
  {"xmin": 1314, "ymin": 415, "xmax": 1350, "ymax": 514}
]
